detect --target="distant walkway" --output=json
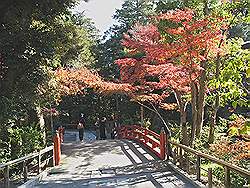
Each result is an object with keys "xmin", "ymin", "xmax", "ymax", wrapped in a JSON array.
[{"xmin": 34, "ymin": 130, "xmax": 197, "ymax": 188}]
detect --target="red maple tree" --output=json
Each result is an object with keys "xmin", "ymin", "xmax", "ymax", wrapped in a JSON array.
[{"xmin": 115, "ymin": 8, "xmax": 226, "ymax": 145}]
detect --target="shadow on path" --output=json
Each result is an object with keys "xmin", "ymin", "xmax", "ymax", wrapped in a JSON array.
[{"xmin": 35, "ymin": 130, "xmax": 196, "ymax": 188}]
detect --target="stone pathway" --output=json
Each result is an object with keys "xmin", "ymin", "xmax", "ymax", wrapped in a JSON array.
[{"xmin": 34, "ymin": 130, "xmax": 197, "ymax": 188}]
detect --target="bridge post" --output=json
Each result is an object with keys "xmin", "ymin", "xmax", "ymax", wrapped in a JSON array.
[
  {"xmin": 208, "ymin": 168, "xmax": 213, "ymax": 188},
  {"xmin": 224, "ymin": 166, "xmax": 231, "ymax": 188},
  {"xmin": 160, "ymin": 128, "xmax": 166, "ymax": 160},
  {"xmin": 196, "ymin": 155, "xmax": 201, "ymax": 181},
  {"xmin": 53, "ymin": 132, "xmax": 61, "ymax": 166},
  {"xmin": 37, "ymin": 151, "xmax": 41, "ymax": 175}
]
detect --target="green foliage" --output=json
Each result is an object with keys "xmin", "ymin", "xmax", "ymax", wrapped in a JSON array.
[
  {"xmin": 0, "ymin": 123, "xmax": 45, "ymax": 163},
  {"xmin": 217, "ymin": 117, "xmax": 229, "ymax": 133},
  {"xmin": 213, "ymin": 166, "xmax": 248, "ymax": 188},
  {"xmin": 57, "ymin": 89, "xmax": 140, "ymax": 128},
  {"xmin": 194, "ymin": 126, "xmax": 210, "ymax": 150},
  {"xmin": 113, "ymin": 0, "xmax": 155, "ymax": 28},
  {"xmin": 156, "ymin": 0, "xmax": 185, "ymax": 13},
  {"xmin": 139, "ymin": 118, "xmax": 151, "ymax": 129},
  {"xmin": 227, "ymin": 114, "xmax": 250, "ymax": 137},
  {"xmin": 207, "ymin": 38, "xmax": 249, "ymax": 108},
  {"xmin": 54, "ymin": 12, "xmax": 99, "ymax": 68},
  {"xmin": 156, "ymin": 0, "xmax": 220, "ymax": 16},
  {"xmin": 195, "ymin": 117, "xmax": 228, "ymax": 150}
]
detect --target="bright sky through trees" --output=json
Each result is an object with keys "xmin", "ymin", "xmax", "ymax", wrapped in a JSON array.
[{"xmin": 74, "ymin": 0, "xmax": 124, "ymax": 35}]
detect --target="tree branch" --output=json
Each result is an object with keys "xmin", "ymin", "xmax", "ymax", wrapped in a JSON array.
[{"xmin": 134, "ymin": 100, "xmax": 171, "ymax": 136}]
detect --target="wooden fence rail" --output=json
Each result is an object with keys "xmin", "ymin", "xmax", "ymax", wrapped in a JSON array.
[
  {"xmin": 0, "ymin": 145, "xmax": 54, "ymax": 188},
  {"xmin": 168, "ymin": 140, "xmax": 250, "ymax": 188}
]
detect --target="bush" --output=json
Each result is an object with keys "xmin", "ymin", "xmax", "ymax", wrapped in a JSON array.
[
  {"xmin": 0, "ymin": 122, "xmax": 45, "ymax": 163},
  {"xmin": 213, "ymin": 166, "xmax": 248, "ymax": 188}
]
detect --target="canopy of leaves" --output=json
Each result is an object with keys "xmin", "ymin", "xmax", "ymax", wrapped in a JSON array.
[
  {"xmin": 55, "ymin": 68, "xmax": 133, "ymax": 96},
  {"xmin": 115, "ymin": 9, "xmax": 226, "ymax": 105},
  {"xmin": 0, "ymin": 0, "xmax": 100, "ymax": 125}
]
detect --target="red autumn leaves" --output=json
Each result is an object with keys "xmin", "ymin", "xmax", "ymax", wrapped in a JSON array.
[
  {"xmin": 56, "ymin": 8, "xmax": 226, "ymax": 104},
  {"xmin": 115, "ymin": 8, "xmax": 225, "ymax": 102}
]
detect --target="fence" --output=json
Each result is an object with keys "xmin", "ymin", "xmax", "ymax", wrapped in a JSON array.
[
  {"xmin": 117, "ymin": 125, "xmax": 250, "ymax": 187},
  {"xmin": 168, "ymin": 140, "xmax": 250, "ymax": 188},
  {"xmin": 0, "ymin": 146, "xmax": 54, "ymax": 188}
]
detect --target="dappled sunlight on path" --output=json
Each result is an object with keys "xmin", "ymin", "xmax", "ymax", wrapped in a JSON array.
[{"xmin": 34, "ymin": 130, "xmax": 196, "ymax": 188}]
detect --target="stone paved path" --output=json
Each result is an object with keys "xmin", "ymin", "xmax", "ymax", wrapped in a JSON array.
[{"xmin": 34, "ymin": 130, "xmax": 197, "ymax": 188}]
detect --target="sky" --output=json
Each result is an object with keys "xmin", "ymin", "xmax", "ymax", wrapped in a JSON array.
[{"xmin": 74, "ymin": 0, "xmax": 124, "ymax": 36}]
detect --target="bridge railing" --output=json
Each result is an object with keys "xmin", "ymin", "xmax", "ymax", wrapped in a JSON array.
[
  {"xmin": 117, "ymin": 125, "xmax": 166, "ymax": 159},
  {"xmin": 117, "ymin": 125, "xmax": 250, "ymax": 187},
  {"xmin": 0, "ymin": 145, "xmax": 54, "ymax": 188},
  {"xmin": 168, "ymin": 140, "xmax": 250, "ymax": 188}
]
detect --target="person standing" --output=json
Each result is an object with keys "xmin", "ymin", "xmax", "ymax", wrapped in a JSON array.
[
  {"xmin": 99, "ymin": 117, "xmax": 106, "ymax": 140},
  {"xmin": 94, "ymin": 117, "xmax": 100, "ymax": 140},
  {"xmin": 77, "ymin": 113, "xmax": 85, "ymax": 141}
]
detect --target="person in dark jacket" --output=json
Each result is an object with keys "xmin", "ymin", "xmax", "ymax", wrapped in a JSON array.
[
  {"xmin": 78, "ymin": 113, "xmax": 85, "ymax": 141},
  {"xmin": 99, "ymin": 117, "xmax": 107, "ymax": 140}
]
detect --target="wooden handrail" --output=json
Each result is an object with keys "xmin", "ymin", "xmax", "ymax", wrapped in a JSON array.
[
  {"xmin": 119, "ymin": 125, "xmax": 250, "ymax": 188},
  {"xmin": 0, "ymin": 145, "xmax": 54, "ymax": 188},
  {"xmin": 0, "ymin": 146, "xmax": 53, "ymax": 170},
  {"xmin": 169, "ymin": 140, "xmax": 250, "ymax": 177}
]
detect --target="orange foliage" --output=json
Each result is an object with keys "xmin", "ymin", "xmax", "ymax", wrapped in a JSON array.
[
  {"xmin": 160, "ymin": 103, "xmax": 178, "ymax": 111},
  {"xmin": 210, "ymin": 139, "xmax": 250, "ymax": 164},
  {"xmin": 55, "ymin": 68, "xmax": 133, "ymax": 96}
]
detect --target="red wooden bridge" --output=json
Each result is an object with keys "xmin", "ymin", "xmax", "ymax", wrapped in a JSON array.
[
  {"xmin": 1, "ymin": 125, "xmax": 249, "ymax": 188},
  {"xmin": 117, "ymin": 125, "xmax": 167, "ymax": 160}
]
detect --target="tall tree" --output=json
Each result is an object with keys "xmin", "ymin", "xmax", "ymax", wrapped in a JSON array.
[
  {"xmin": 0, "ymin": 0, "xmax": 78, "ymax": 123},
  {"xmin": 207, "ymin": 1, "xmax": 250, "ymax": 143},
  {"xmin": 55, "ymin": 13, "xmax": 99, "ymax": 68},
  {"xmin": 114, "ymin": 9, "xmax": 226, "ymax": 146},
  {"xmin": 93, "ymin": 0, "xmax": 155, "ymax": 79},
  {"xmin": 0, "ymin": 0, "xmax": 99, "ymax": 125},
  {"xmin": 0, "ymin": 0, "xmax": 101, "ymax": 161}
]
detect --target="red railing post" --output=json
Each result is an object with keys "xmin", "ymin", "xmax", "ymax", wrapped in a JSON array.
[
  {"xmin": 53, "ymin": 132, "xmax": 61, "ymax": 166},
  {"xmin": 160, "ymin": 127, "xmax": 166, "ymax": 160},
  {"xmin": 166, "ymin": 135, "xmax": 169, "ymax": 160},
  {"xmin": 144, "ymin": 128, "xmax": 148, "ymax": 143}
]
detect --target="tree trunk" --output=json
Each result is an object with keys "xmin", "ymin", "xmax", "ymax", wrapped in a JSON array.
[
  {"xmin": 208, "ymin": 108, "xmax": 217, "ymax": 144},
  {"xmin": 140, "ymin": 105, "xmax": 144, "ymax": 123},
  {"xmin": 195, "ymin": 61, "xmax": 207, "ymax": 137},
  {"xmin": 36, "ymin": 105, "xmax": 46, "ymax": 145},
  {"xmin": 208, "ymin": 56, "xmax": 220, "ymax": 144},
  {"xmin": 190, "ymin": 82, "xmax": 198, "ymax": 147},
  {"xmin": 180, "ymin": 108, "xmax": 188, "ymax": 145},
  {"xmin": 136, "ymin": 101, "xmax": 171, "ymax": 136},
  {"xmin": 174, "ymin": 91, "xmax": 188, "ymax": 145},
  {"xmin": 203, "ymin": 0, "xmax": 209, "ymax": 15}
]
